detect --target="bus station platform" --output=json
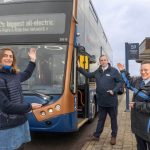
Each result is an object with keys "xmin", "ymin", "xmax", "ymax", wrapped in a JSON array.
[{"xmin": 81, "ymin": 94, "xmax": 137, "ymax": 150}]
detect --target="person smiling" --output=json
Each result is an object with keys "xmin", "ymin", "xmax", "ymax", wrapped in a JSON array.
[
  {"xmin": 0, "ymin": 48, "xmax": 42, "ymax": 150},
  {"xmin": 117, "ymin": 61, "xmax": 150, "ymax": 150}
]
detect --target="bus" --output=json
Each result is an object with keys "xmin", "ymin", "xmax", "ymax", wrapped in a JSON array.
[{"xmin": 0, "ymin": 0, "xmax": 112, "ymax": 132}]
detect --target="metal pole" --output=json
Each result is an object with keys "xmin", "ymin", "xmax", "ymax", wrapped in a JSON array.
[
  {"xmin": 125, "ymin": 43, "xmax": 130, "ymax": 112},
  {"xmin": 73, "ymin": 48, "xmax": 77, "ymax": 93}
]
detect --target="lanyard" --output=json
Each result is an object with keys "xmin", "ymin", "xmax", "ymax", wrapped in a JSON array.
[{"xmin": 121, "ymin": 72, "xmax": 150, "ymax": 101}]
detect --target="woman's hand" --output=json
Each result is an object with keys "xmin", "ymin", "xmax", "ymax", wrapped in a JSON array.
[
  {"xmin": 117, "ymin": 63, "xmax": 125, "ymax": 71},
  {"xmin": 31, "ymin": 103, "xmax": 42, "ymax": 110},
  {"xmin": 28, "ymin": 48, "xmax": 36, "ymax": 62}
]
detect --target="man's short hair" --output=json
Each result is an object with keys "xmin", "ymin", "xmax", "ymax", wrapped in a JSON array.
[
  {"xmin": 141, "ymin": 60, "xmax": 150, "ymax": 65},
  {"xmin": 99, "ymin": 55, "xmax": 108, "ymax": 60}
]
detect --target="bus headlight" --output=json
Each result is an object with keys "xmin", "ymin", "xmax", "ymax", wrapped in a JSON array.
[
  {"xmin": 40, "ymin": 111, "xmax": 46, "ymax": 116},
  {"xmin": 48, "ymin": 108, "xmax": 53, "ymax": 113},
  {"xmin": 55, "ymin": 104, "xmax": 61, "ymax": 111}
]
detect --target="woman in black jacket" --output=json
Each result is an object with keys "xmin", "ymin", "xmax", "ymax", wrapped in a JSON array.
[
  {"xmin": 117, "ymin": 61, "xmax": 150, "ymax": 150},
  {"xmin": 0, "ymin": 48, "xmax": 42, "ymax": 150}
]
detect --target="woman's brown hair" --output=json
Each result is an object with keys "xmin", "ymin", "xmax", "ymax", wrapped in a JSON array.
[{"xmin": 0, "ymin": 48, "xmax": 19, "ymax": 73}]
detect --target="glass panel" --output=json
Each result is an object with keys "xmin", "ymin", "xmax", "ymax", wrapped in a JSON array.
[
  {"xmin": 78, "ymin": 73, "xmax": 86, "ymax": 85},
  {"xmin": 0, "ymin": 44, "xmax": 67, "ymax": 94},
  {"xmin": 0, "ymin": 1, "xmax": 72, "ymax": 44}
]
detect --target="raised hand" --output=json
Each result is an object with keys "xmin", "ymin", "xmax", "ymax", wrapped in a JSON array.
[
  {"xmin": 117, "ymin": 63, "xmax": 125, "ymax": 71},
  {"xmin": 28, "ymin": 48, "xmax": 37, "ymax": 62}
]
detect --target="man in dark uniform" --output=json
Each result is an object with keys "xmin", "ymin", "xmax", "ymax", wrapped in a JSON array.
[{"xmin": 78, "ymin": 55, "xmax": 122, "ymax": 145}]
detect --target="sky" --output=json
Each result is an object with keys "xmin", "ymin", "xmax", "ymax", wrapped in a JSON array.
[{"xmin": 92, "ymin": 0, "xmax": 150, "ymax": 76}]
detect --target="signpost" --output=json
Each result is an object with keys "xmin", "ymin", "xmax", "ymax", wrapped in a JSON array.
[{"xmin": 125, "ymin": 42, "xmax": 139, "ymax": 111}]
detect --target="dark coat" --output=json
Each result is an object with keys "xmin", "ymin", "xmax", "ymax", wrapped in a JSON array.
[
  {"xmin": 0, "ymin": 61, "xmax": 35, "ymax": 129},
  {"xmin": 132, "ymin": 81, "xmax": 150, "ymax": 141},
  {"xmin": 121, "ymin": 70, "xmax": 150, "ymax": 141},
  {"xmin": 78, "ymin": 64, "xmax": 122, "ymax": 107}
]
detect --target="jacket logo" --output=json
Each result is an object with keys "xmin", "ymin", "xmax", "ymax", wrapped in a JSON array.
[{"xmin": 106, "ymin": 74, "xmax": 111, "ymax": 76}]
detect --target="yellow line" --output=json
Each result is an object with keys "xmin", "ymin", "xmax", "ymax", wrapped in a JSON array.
[{"xmin": 77, "ymin": 118, "xmax": 89, "ymax": 128}]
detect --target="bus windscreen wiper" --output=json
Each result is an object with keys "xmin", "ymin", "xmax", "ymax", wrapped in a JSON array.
[{"xmin": 22, "ymin": 89, "xmax": 51, "ymax": 106}]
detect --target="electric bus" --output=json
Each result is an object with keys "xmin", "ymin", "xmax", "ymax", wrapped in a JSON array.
[{"xmin": 0, "ymin": 0, "xmax": 112, "ymax": 132}]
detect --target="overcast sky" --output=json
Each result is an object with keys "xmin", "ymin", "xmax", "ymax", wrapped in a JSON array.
[{"xmin": 92, "ymin": 0, "xmax": 150, "ymax": 75}]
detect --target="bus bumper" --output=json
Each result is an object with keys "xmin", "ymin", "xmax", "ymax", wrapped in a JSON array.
[{"xmin": 28, "ymin": 112, "xmax": 78, "ymax": 132}]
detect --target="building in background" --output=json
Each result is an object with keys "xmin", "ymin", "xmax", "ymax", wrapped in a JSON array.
[{"xmin": 137, "ymin": 37, "xmax": 150, "ymax": 62}]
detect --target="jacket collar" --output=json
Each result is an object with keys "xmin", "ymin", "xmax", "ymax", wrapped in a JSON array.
[
  {"xmin": 99, "ymin": 63, "xmax": 111, "ymax": 72},
  {"xmin": 0, "ymin": 66, "xmax": 14, "ymax": 74},
  {"xmin": 143, "ymin": 78, "xmax": 150, "ymax": 85}
]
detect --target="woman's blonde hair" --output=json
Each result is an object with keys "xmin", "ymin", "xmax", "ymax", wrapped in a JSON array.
[{"xmin": 0, "ymin": 48, "xmax": 19, "ymax": 73}]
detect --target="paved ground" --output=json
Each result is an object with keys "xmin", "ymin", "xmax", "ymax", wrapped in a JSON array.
[{"xmin": 81, "ymin": 94, "xmax": 137, "ymax": 150}]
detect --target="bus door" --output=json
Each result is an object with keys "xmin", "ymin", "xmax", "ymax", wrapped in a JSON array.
[
  {"xmin": 77, "ymin": 47, "xmax": 90, "ymax": 119},
  {"xmin": 76, "ymin": 46, "xmax": 97, "ymax": 123}
]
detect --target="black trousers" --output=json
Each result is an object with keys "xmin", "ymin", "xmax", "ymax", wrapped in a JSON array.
[
  {"xmin": 135, "ymin": 134, "xmax": 150, "ymax": 150},
  {"xmin": 93, "ymin": 106, "xmax": 118, "ymax": 138}
]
